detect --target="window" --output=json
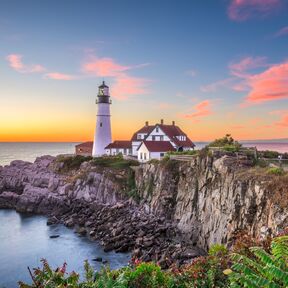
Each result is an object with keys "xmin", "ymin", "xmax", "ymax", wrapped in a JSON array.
[
  {"xmin": 160, "ymin": 153, "xmax": 165, "ymax": 157},
  {"xmin": 144, "ymin": 153, "xmax": 146, "ymax": 160},
  {"xmin": 152, "ymin": 135, "xmax": 156, "ymax": 141},
  {"xmin": 160, "ymin": 135, "xmax": 164, "ymax": 141},
  {"xmin": 137, "ymin": 134, "xmax": 142, "ymax": 140},
  {"xmin": 100, "ymin": 122, "xmax": 102, "ymax": 127},
  {"xmin": 156, "ymin": 127, "xmax": 159, "ymax": 133},
  {"xmin": 140, "ymin": 152, "xmax": 143, "ymax": 159}
]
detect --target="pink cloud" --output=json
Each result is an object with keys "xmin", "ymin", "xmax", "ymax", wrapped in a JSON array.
[
  {"xmin": 82, "ymin": 57, "xmax": 130, "ymax": 77},
  {"xmin": 182, "ymin": 100, "xmax": 212, "ymax": 120},
  {"xmin": 228, "ymin": 0, "xmax": 282, "ymax": 21},
  {"xmin": 275, "ymin": 114, "xmax": 288, "ymax": 127},
  {"xmin": 201, "ymin": 78, "xmax": 235, "ymax": 92},
  {"xmin": 110, "ymin": 75, "xmax": 148, "ymax": 100},
  {"xmin": 243, "ymin": 61, "xmax": 288, "ymax": 104},
  {"xmin": 82, "ymin": 55, "xmax": 150, "ymax": 100},
  {"xmin": 229, "ymin": 56, "xmax": 268, "ymax": 77},
  {"xmin": 275, "ymin": 26, "xmax": 288, "ymax": 37},
  {"xmin": 44, "ymin": 73, "xmax": 76, "ymax": 80},
  {"xmin": 6, "ymin": 54, "xmax": 46, "ymax": 73}
]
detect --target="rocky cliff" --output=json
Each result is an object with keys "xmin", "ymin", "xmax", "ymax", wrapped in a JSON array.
[
  {"xmin": 0, "ymin": 154, "xmax": 287, "ymax": 266},
  {"xmin": 135, "ymin": 155, "xmax": 288, "ymax": 249}
]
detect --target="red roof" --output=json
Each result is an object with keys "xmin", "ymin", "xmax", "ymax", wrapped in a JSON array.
[
  {"xmin": 105, "ymin": 141, "xmax": 132, "ymax": 149},
  {"xmin": 75, "ymin": 141, "xmax": 93, "ymax": 148},
  {"xmin": 139, "ymin": 141, "xmax": 176, "ymax": 152},
  {"xmin": 157, "ymin": 124, "xmax": 195, "ymax": 148},
  {"xmin": 131, "ymin": 125, "xmax": 155, "ymax": 141}
]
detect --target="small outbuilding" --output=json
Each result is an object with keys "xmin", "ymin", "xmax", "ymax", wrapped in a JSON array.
[
  {"xmin": 105, "ymin": 140, "xmax": 132, "ymax": 156},
  {"xmin": 137, "ymin": 141, "xmax": 175, "ymax": 162},
  {"xmin": 75, "ymin": 141, "xmax": 93, "ymax": 156}
]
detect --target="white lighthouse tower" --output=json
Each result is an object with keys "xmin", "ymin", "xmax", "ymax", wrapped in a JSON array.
[{"xmin": 92, "ymin": 81, "xmax": 112, "ymax": 157}]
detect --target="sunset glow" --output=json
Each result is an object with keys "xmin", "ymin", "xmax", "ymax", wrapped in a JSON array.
[{"xmin": 1, "ymin": 0, "xmax": 287, "ymax": 142}]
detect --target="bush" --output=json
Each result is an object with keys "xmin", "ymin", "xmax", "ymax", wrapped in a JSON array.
[
  {"xmin": 267, "ymin": 167, "xmax": 285, "ymax": 176},
  {"xmin": 167, "ymin": 150, "xmax": 198, "ymax": 156},
  {"xmin": 259, "ymin": 150, "xmax": 280, "ymax": 159},
  {"xmin": 91, "ymin": 155, "xmax": 139, "ymax": 169},
  {"xmin": 207, "ymin": 134, "xmax": 241, "ymax": 151},
  {"xmin": 57, "ymin": 155, "xmax": 93, "ymax": 172}
]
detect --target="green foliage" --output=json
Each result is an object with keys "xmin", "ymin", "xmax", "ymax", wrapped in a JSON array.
[
  {"xmin": 126, "ymin": 169, "xmax": 140, "ymax": 203},
  {"xmin": 229, "ymin": 236, "xmax": 288, "ymax": 288},
  {"xmin": 207, "ymin": 134, "xmax": 242, "ymax": 152},
  {"xmin": 209, "ymin": 244, "xmax": 228, "ymax": 257},
  {"xmin": 147, "ymin": 159, "xmax": 160, "ymax": 164},
  {"xmin": 259, "ymin": 150, "xmax": 280, "ymax": 159},
  {"xmin": 57, "ymin": 155, "xmax": 93, "ymax": 172},
  {"xmin": 18, "ymin": 235, "xmax": 288, "ymax": 288},
  {"xmin": 267, "ymin": 167, "xmax": 285, "ymax": 176},
  {"xmin": 91, "ymin": 155, "xmax": 139, "ymax": 169},
  {"xmin": 167, "ymin": 150, "xmax": 198, "ymax": 156}
]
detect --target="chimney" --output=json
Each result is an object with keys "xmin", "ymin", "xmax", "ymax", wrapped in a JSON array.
[
  {"xmin": 145, "ymin": 121, "xmax": 149, "ymax": 126},
  {"xmin": 160, "ymin": 119, "xmax": 164, "ymax": 125},
  {"xmin": 172, "ymin": 120, "xmax": 175, "ymax": 126}
]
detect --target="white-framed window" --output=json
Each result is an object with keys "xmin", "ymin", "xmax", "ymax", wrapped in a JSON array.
[
  {"xmin": 160, "ymin": 135, "xmax": 164, "ymax": 141},
  {"xmin": 140, "ymin": 152, "xmax": 143, "ymax": 159},
  {"xmin": 156, "ymin": 127, "xmax": 159, "ymax": 133},
  {"xmin": 144, "ymin": 153, "xmax": 146, "ymax": 160},
  {"xmin": 160, "ymin": 153, "xmax": 165, "ymax": 157},
  {"xmin": 137, "ymin": 134, "xmax": 142, "ymax": 140}
]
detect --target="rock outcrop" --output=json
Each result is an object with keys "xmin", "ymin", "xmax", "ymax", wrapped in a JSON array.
[
  {"xmin": 0, "ymin": 154, "xmax": 287, "ymax": 266},
  {"xmin": 135, "ymin": 155, "xmax": 288, "ymax": 249}
]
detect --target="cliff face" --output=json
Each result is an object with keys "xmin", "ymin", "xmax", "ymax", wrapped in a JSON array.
[
  {"xmin": 134, "ymin": 155, "xmax": 288, "ymax": 249},
  {"xmin": 0, "ymin": 154, "xmax": 287, "ymax": 254}
]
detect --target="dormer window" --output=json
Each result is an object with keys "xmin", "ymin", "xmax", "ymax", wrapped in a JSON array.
[
  {"xmin": 156, "ymin": 127, "xmax": 159, "ymax": 133},
  {"xmin": 137, "ymin": 134, "xmax": 142, "ymax": 140}
]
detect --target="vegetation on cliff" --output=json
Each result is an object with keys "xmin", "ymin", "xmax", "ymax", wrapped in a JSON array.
[{"xmin": 19, "ymin": 233, "xmax": 288, "ymax": 288}]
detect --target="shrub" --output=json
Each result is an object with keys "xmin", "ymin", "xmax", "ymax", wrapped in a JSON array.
[
  {"xmin": 259, "ymin": 150, "xmax": 280, "ymax": 159},
  {"xmin": 207, "ymin": 134, "xmax": 241, "ymax": 150},
  {"xmin": 57, "ymin": 155, "xmax": 93, "ymax": 172},
  {"xmin": 267, "ymin": 167, "xmax": 285, "ymax": 176},
  {"xmin": 167, "ymin": 150, "xmax": 198, "ymax": 156},
  {"xmin": 91, "ymin": 155, "xmax": 139, "ymax": 169}
]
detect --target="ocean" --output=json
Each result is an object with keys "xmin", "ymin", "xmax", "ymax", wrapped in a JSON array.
[
  {"xmin": 0, "ymin": 210, "xmax": 130, "ymax": 288},
  {"xmin": 0, "ymin": 141, "xmax": 287, "ymax": 166}
]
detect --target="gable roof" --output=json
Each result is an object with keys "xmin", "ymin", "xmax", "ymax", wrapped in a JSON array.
[
  {"xmin": 105, "ymin": 141, "xmax": 132, "ymax": 149},
  {"xmin": 131, "ymin": 125, "xmax": 155, "ymax": 141},
  {"xmin": 156, "ymin": 124, "xmax": 195, "ymax": 148},
  {"xmin": 75, "ymin": 141, "xmax": 93, "ymax": 148},
  {"xmin": 138, "ymin": 141, "xmax": 176, "ymax": 152}
]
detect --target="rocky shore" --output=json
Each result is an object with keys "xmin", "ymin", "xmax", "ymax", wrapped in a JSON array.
[
  {"xmin": 0, "ymin": 156, "xmax": 204, "ymax": 268},
  {"xmin": 0, "ymin": 153, "xmax": 287, "ymax": 268}
]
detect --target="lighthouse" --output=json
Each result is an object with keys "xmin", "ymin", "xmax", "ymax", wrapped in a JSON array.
[{"xmin": 92, "ymin": 81, "xmax": 112, "ymax": 157}]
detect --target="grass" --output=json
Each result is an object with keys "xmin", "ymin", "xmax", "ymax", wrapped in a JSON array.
[
  {"xmin": 56, "ymin": 155, "xmax": 93, "ymax": 172},
  {"xmin": 91, "ymin": 155, "xmax": 139, "ymax": 169}
]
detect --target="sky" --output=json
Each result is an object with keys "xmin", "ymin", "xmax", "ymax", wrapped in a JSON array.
[{"xmin": 1, "ymin": 0, "xmax": 288, "ymax": 142}]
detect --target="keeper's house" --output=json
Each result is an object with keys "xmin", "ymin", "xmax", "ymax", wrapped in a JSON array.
[{"xmin": 76, "ymin": 119, "xmax": 195, "ymax": 162}]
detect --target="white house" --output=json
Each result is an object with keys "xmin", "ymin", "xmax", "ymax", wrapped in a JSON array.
[
  {"xmin": 105, "ymin": 141, "xmax": 132, "ymax": 156},
  {"xmin": 137, "ymin": 141, "xmax": 176, "ymax": 162},
  {"xmin": 76, "ymin": 116, "xmax": 195, "ymax": 162}
]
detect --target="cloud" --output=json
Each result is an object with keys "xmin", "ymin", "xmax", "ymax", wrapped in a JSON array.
[
  {"xmin": 201, "ymin": 78, "xmax": 235, "ymax": 92},
  {"xmin": 6, "ymin": 54, "xmax": 46, "ymax": 73},
  {"xmin": 44, "ymin": 73, "xmax": 76, "ymax": 80},
  {"xmin": 82, "ymin": 57, "xmax": 131, "ymax": 77},
  {"xmin": 243, "ymin": 61, "xmax": 288, "ymax": 104},
  {"xmin": 182, "ymin": 100, "xmax": 212, "ymax": 120},
  {"xmin": 275, "ymin": 26, "xmax": 288, "ymax": 37},
  {"xmin": 82, "ymin": 55, "xmax": 150, "ymax": 100},
  {"xmin": 227, "ymin": 0, "xmax": 282, "ymax": 21},
  {"xmin": 229, "ymin": 56, "xmax": 268, "ymax": 77},
  {"xmin": 275, "ymin": 114, "xmax": 288, "ymax": 127},
  {"xmin": 110, "ymin": 75, "xmax": 149, "ymax": 100}
]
